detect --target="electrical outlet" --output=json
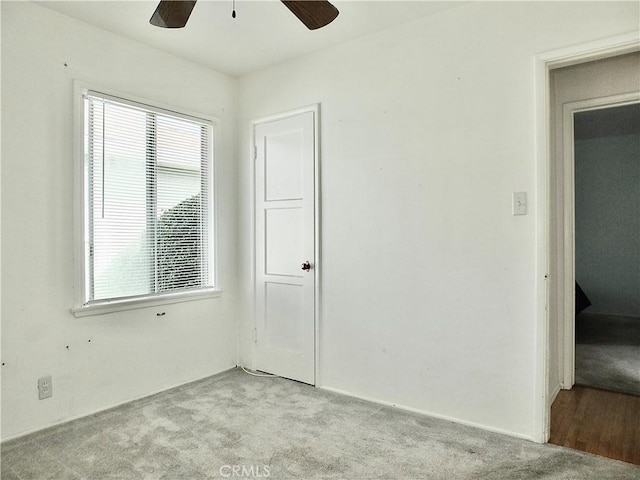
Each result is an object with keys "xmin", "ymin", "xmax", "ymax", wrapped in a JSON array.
[{"xmin": 38, "ymin": 376, "xmax": 53, "ymax": 400}]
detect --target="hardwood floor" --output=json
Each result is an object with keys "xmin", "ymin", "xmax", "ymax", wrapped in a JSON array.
[{"xmin": 549, "ymin": 386, "xmax": 640, "ymax": 465}]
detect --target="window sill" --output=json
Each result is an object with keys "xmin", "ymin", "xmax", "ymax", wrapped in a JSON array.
[{"xmin": 71, "ymin": 288, "xmax": 223, "ymax": 318}]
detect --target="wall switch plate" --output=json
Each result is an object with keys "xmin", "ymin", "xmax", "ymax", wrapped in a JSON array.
[
  {"xmin": 513, "ymin": 192, "xmax": 527, "ymax": 215},
  {"xmin": 38, "ymin": 376, "xmax": 53, "ymax": 399}
]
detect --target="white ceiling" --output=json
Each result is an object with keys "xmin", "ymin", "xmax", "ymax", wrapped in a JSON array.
[{"xmin": 38, "ymin": 1, "xmax": 465, "ymax": 77}]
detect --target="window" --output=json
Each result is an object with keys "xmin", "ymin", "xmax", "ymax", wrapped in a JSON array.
[{"xmin": 76, "ymin": 89, "xmax": 216, "ymax": 313}]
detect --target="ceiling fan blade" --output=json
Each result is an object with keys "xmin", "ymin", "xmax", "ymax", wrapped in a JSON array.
[
  {"xmin": 281, "ymin": 1, "xmax": 339, "ymax": 30},
  {"xmin": 150, "ymin": 0, "xmax": 197, "ymax": 28}
]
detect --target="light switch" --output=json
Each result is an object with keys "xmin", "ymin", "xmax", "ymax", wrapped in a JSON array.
[{"xmin": 513, "ymin": 192, "xmax": 527, "ymax": 215}]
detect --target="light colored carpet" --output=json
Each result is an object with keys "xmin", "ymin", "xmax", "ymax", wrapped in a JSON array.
[
  {"xmin": 575, "ymin": 312, "xmax": 640, "ymax": 396},
  {"xmin": 2, "ymin": 368, "xmax": 639, "ymax": 479}
]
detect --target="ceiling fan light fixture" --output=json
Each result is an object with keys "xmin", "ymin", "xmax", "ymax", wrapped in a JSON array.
[{"xmin": 149, "ymin": 0, "xmax": 339, "ymax": 31}]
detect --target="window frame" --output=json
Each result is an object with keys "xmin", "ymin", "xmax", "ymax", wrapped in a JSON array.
[{"xmin": 72, "ymin": 82, "xmax": 221, "ymax": 317}]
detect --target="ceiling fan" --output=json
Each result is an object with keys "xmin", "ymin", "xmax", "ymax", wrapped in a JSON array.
[{"xmin": 150, "ymin": 1, "xmax": 340, "ymax": 30}]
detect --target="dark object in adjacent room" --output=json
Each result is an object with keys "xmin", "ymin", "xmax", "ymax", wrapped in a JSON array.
[{"xmin": 575, "ymin": 282, "xmax": 592, "ymax": 317}]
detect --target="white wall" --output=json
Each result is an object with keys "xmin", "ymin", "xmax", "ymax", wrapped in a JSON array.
[
  {"xmin": 238, "ymin": 1, "xmax": 639, "ymax": 439},
  {"xmin": 1, "ymin": 2, "xmax": 238, "ymax": 440},
  {"xmin": 575, "ymin": 132, "xmax": 640, "ymax": 317}
]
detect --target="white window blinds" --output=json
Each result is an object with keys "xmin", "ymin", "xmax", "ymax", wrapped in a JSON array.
[{"xmin": 82, "ymin": 91, "xmax": 214, "ymax": 305}]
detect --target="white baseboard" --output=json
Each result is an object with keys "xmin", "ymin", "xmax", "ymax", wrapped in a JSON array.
[
  {"xmin": 318, "ymin": 385, "xmax": 534, "ymax": 442},
  {"xmin": 549, "ymin": 382, "xmax": 562, "ymax": 407},
  {"xmin": 580, "ymin": 311, "xmax": 640, "ymax": 320}
]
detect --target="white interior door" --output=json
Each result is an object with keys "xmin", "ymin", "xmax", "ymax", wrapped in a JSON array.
[{"xmin": 254, "ymin": 108, "xmax": 316, "ymax": 385}]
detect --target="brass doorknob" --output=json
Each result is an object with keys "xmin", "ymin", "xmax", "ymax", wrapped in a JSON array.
[{"xmin": 301, "ymin": 261, "xmax": 311, "ymax": 271}]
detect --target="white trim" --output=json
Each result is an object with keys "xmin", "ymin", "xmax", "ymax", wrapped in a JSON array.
[
  {"xmin": 73, "ymin": 81, "xmax": 86, "ymax": 313},
  {"xmin": 246, "ymin": 122, "xmax": 258, "ymax": 372},
  {"xmin": 209, "ymin": 120, "xmax": 220, "ymax": 294},
  {"xmin": 72, "ymin": 288, "xmax": 223, "ymax": 317},
  {"xmin": 536, "ymin": 32, "xmax": 640, "ymax": 70},
  {"xmin": 72, "ymin": 80, "xmax": 221, "ymax": 316},
  {"xmin": 565, "ymin": 94, "xmax": 640, "ymax": 115},
  {"xmin": 249, "ymin": 104, "xmax": 321, "ymax": 385},
  {"xmin": 250, "ymin": 104, "xmax": 320, "ymax": 128},
  {"xmin": 561, "ymin": 99, "xmax": 576, "ymax": 390},
  {"xmin": 84, "ymin": 90, "xmax": 213, "ymax": 125},
  {"xmin": 549, "ymin": 382, "xmax": 562, "ymax": 407},
  {"xmin": 313, "ymin": 107, "xmax": 322, "ymax": 387},
  {"xmin": 75, "ymin": 81, "xmax": 220, "ymax": 125},
  {"xmin": 318, "ymin": 386, "xmax": 534, "ymax": 442},
  {"xmin": 533, "ymin": 32, "xmax": 640, "ymax": 444},
  {"xmin": 533, "ymin": 48, "xmax": 551, "ymax": 446},
  {"xmin": 560, "ymin": 92, "xmax": 640, "ymax": 387},
  {"xmin": 0, "ymin": 367, "xmax": 236, "ymax": 443}
]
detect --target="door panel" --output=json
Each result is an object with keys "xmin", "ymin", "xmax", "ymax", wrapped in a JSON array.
[
  {"xmin": 265, "ymin": 131, "xmax": 304, "ymax": 201},
  {"xmin": 265, "ymin": 208, "xmax": 303, "ymax": 276},
  {"xmin": 265, "ymin": 282, "xmax": 304, "ymax": 351},
  {"xmin": 254, "ymin": 109, "xmax": 316, "ymax": 385}
]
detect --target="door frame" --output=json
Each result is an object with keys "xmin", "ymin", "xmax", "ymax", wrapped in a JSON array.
[
  {"xmin": 533, "ymin": 32, "xmax": 639, "ymax": 443},
  {"xmin": 249, "ymin": 104, "xmax": 321, "ymax": 384},
  {"xmin": 560, "ymin": 93, "xmax": 640, "ymax": 389}
]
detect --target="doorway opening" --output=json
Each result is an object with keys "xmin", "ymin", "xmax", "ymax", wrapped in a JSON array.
[
  {"xmin": 546, "ymin": 51, "xmax": 640, "ymax": 464},
  {"xmin": 572, "ymin": 103, "xmax": 640, "ymax": 396}
]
